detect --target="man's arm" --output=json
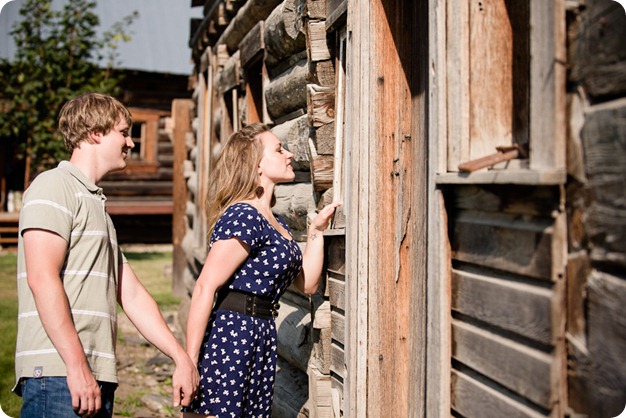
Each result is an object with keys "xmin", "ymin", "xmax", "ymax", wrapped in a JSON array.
[
  {"xmin": 117, "ymin": 262, "xmax": 199, "ymax": 407},
  {"xmin": 23, "ymin": 228, "xmax": 101, "ymax": 417}
]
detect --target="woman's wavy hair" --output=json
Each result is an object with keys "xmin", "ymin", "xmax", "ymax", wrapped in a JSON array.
[
  {"xmin": 206, "ymin": 123, "xmax": 274, "ymax": 241},
  {"xmin": 58, "ymin": 92, "xmax": 132, "ymax": 153}
]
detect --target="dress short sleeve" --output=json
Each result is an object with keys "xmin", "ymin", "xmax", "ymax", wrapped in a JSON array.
[{"xmin": 210, "ymin": 203, "xmax": 267, "ymax": 251}]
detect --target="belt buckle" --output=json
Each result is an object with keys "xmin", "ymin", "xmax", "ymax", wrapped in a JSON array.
[
  {"xmin": 272, "ymin": 302, "xmax": 280, "ymax": 317},
  {"xmin": 245, "ymin": 295, "xmax": 255, "ymax": 316}
]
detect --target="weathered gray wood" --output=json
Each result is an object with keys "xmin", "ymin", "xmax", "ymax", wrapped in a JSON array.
[
  {"xmin": 309, "ymin": 139, "xmax": 334, "ymax": 192},
  {"xmin": 451, "ymin": 370, "xmax": 546, "ymax": 418},
  {"xmin": 330, "ymin": 310, "xmax": 344, "ymax": 346},
  {"xmin": 330, "ymin": 341, "xmax": 344, "ymax": 378},
  {"xmin": 312, "ymin": 120, "xmax": 336, "ymax": 155},
  {"xmin": 264, "ymin": 0, "xmax": 307, "ymax": 68},
  {"xmin": 307, "ymin": 84, "xmax": 335, "ymax": 127},
  {"xmin": 274, "ymin": 357, "xmax": 309, "ymax": 417},
  {"xmin": 273, "ymin": 182, "xmax": 316, "ymax": 239},
  {"xmin": 271, "ymin": 115, "xmax": 311, "ymax": 171},
  {"xmin": 326, "ymin": 0, "xmax": 347, "ymax": 32},
  {"xmin": 265, "ymin": 59, "xmax": 309, "ymax": 120},
  {"xmin": 581, "ymin": 98, "xmax": 626, "ymax": 269},
  {"xmin": 327, "ymin": 276, "xmax": 345, "ymax": 311},
  {"xmin": 276, "ymin": 296, "xmax": 313, "ymax": 373},
  {"xmin": 305, "ymin": 0, "xmax": 326, "ymax": 19},
  {"xmin": 450, "ymin": 185, "xmax": 560, "ymax": 218},
  {"xmin": 452, "ymin": 269, "xmax": 553, "ymax": 346},
  {"xmin": 566, "ymin": 251, "xmax": 590, "ymax": 343},
  {"xmin": 452, "ymin": 320, "xmax": 552, "ymax": 408},
  {"xmin": 529, "ymin": 0, "xmax": 566, "ymax": 171},
  {"xmin": 308, "ymin": 365, "xmax": 333, "ymax": 418},
  {"xmin": 568, "ymin": 271, "xmax": 626, "ymax": 417},
  {"xmin": 306, "ymin": 20, "xmax": 332, "ymax": 62},
  {"xmin": 451, "ymin": 209, "xmax": 555, "ymax": 281},
  {"xmin": 310, "ymin": 327, "xmax": 332, "ymax": 375},
  {"xmin": 214, "ymin": 50, "xmax": 240, "ymax": 95},
  {"xmin": 327, "ymin": 236, "xmax": 346, "ymax": 274},
  {"xmin": 216, "ymin": 0, "xmax": 283, "ymax": 53},
  {"xmin": 238, "ymin": 20, "xmax": 264, "ymax": 68},
  {"xmin": 570, "ymin": 3, "xmax": 626, "ymax": 98}
]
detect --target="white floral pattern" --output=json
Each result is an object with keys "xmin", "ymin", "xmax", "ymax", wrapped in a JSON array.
[{"xmin": 183, "ymin": 203, "xmax": 303, "ymax": 417}]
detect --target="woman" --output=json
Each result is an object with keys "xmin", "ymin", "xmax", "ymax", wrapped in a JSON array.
[{"xmin": 182, "ymin": 123, "xmax": 341, "ymax": 417}]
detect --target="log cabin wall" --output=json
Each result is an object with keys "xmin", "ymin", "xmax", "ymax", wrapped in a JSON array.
[
  {"xmin": 177, "ymin": 0, "xmax": 626, "ymax": 417},
  {"xmin": 180, "ymin": 1, "xmax": 342, "ymax": 416}
]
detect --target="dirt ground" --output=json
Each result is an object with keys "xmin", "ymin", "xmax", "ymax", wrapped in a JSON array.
[{"xmin": 113, "ymin": 309, "xmax": 183, "ymax": 418}]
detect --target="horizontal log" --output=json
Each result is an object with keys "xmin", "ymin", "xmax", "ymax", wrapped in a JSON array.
[
  {"xmin": 451, "ymin": 370, "xmax": 546, "ymax": 418},
  {"xmin": 309, "ymin": 138, "xmax": 334, "ymax": 193},
  {"xmin": 276, "ymin": 296, "xmax": 313, "ymax": 373},
  {"xmin": 581, "ymin": 98, "xmax": 626, "ymax": 269},
  {"xmin": 307, "ymin": 84, "xmax": 335, "ymax": 127},
  {"xmin": 452, "ymin": 268, "xmax": 553, "ymax": 346},
  {"xmin": 451, "ymin": 209, "xmax": 555, "ymax": 281},
  {"xmin": 327, "ymin": 236, "xmax": 346, "ymax": 274},
  {"xmin": 331, "ymin": 310, "xmax": 344, "ymax": 346},
  {"xmin": 215, "ymin": 50, "xmax": 240, "ymax": 95},
  {"xmin": 265, "ymin": 59, "xmax": 309, "ymax": 120},
  {"xmin": 305, "ymin": 0, "xmax": 326, "ymax": 19},
  {"xmin": 99, "ymin": 181, "xmax": 173, "ymax": 196},
  {"xmin": 452, "ymin": 320, "xmax": 552, "ymax": 408},
  {"xmin": 273, "ymin": 182, "xmax": 316, "ymax": 237},
  {"xmin": 306, "ymin": 20, "xmax": 332, "ymax": 62},
  {"xmin": 327, "ymin": 275, "xmax": 345, "ymax": 311},
  {"xmin": 330, "ymin": 341, "xmax": 345, "ymax": 379},
  {"xmin": 311, "ymin": 59, "xmax": 336, "ymax": 88},
  {"xmin": 569, "ymin": 271, "xmax": 626, "ymax": 417},
  {"xmin": 271, "ymin": 115, "xmax": 311, "ymax": 171},
  {"xmin": 216, "ymin": 0, "xmax": 283, "ymax": 53},
  {"xmin": 274, "ymin": 357, "xmax": 309, "ymax": 417},
  {"xmin": 264, "ymin": 0, "xmax": 307, "ymax": 68},
  {"xmin": 450, "ymin": 185, "xmax": 560, "ymax": 217},
  {"xmin": 238, "ymin": 20, "xmax": 264, "ymax": 68},
  {"xmin": 309, "ymin": 365, "xmax": 333, "ymax": 416},
  {"xmin": 312, "ymin": 121, "xmax": 336, "ymax": 155},
  {"xmin": 105, "ymin": 201, "xmax": 173, "ymax": 215}
]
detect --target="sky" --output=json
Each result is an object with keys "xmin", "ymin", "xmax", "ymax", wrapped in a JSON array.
[{"xmin": 0, "ymin": 0, "xmax": 203, "ymax": 75}]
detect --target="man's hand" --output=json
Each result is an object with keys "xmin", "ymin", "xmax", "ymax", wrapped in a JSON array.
[
  {"xmin": 66, "ymin": 362, "xmax": 101, "ymax": 417},
  {"xmin": 171, "ymin": 352, "xmax": 200, "ymax": 407}
]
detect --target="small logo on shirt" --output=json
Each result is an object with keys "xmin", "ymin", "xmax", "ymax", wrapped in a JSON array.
[{"xmin": 33, "ymin": 366, "xmax": 43, "ymax": 378}]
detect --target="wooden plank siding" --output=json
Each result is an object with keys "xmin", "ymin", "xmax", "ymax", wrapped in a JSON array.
[{"xmin": 445, "ymin": 184, "xmax": 567, "ymax": 417}]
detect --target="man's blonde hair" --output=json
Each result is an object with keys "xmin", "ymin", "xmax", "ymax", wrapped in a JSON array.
[{"xmin": 58, "ymin": 92, "xmax": 132, "ymax": 153}]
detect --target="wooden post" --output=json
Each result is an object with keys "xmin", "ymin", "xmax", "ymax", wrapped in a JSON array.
[{"xmin": 172, "ymin": 99, "xmax": 193, "ymax": 297}]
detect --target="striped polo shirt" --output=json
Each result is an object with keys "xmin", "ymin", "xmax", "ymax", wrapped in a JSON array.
[{"xmin": 15, "ymin": 161, "xmax": 124, "ymax": 387}]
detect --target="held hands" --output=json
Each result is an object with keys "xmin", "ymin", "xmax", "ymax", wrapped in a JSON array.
[{"xmin": 171, "ymin": 351, "xmax": 200, "ymax": 407}]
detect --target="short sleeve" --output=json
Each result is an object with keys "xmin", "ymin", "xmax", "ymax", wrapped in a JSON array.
[
  {"xmin": 19, "ymin": 171, "xmax": 74, "ymax": 242},
  {"xmin": 210, "ymin": 203, "xmax": 267, "ymax": 251}
]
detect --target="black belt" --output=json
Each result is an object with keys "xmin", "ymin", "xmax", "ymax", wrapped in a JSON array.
[{"xmin": 214, "ymin": 290, "xmax": 280, "ymax": 320}]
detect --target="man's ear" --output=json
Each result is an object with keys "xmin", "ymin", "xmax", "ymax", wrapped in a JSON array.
[{"xmin": 87, "ymin": 130, "xmax": 102, "ymax": 144}]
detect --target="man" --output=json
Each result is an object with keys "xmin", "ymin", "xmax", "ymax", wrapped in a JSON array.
[{"xmin": 14, "ymin": 92, "xmax": 199, "ymax": 417}]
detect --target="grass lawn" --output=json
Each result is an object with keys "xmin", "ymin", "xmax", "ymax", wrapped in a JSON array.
[{"xmin": 0, "ymin": 248, "xmax": 177, "ymax": 417}]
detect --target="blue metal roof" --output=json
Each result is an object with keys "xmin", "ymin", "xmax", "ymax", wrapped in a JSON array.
[{"xmin": 0, "ymin": 0, "xmax": 202, "ymax": 75}]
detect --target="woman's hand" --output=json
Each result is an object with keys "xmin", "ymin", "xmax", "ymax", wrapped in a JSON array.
[{"xmin": 310, "ymin": 202, "xmax": 343, "ymax": 234}]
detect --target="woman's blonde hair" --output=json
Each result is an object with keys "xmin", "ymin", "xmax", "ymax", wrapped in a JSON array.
[
  {"xmin": 58, "ymin": 92, "xmax": 132, "ymax": 153},
  {"xmin": 206, "ymin": 123, "xmax": 271, "ymax": 241}
]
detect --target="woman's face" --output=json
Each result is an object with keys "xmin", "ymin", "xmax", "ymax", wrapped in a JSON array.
[{"xmin": 258, "ymin": 131, "xmax": 295, "ymax": 184}]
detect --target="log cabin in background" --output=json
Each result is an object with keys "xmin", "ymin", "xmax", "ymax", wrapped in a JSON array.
[{"xmin": 172, "ymin": 0, "xmax": 626, "ymax": 417}]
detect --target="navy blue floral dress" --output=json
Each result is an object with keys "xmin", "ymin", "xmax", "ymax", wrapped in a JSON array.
[{"xmin": 184, "ymin": 203, "xmax": 303, "ymax": 417}]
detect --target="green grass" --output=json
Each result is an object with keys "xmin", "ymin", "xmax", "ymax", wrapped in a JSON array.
[
  {"xmin": 0, "ymin": 249, "xmax": 177, "ymax": 417},
  {"xmin": 0, "ymin": 252, "xmax": 20, "ymax": 417}
]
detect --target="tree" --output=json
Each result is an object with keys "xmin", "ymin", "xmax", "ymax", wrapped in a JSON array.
[{"xmin": 0, "ymin": 0, "xmax": 137, "ymax": 184}]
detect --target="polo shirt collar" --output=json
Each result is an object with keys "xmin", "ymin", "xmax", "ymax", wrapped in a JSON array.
[{"xmin": 58, "ymin": 161, "xmax": 103, "ymax": 194}]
